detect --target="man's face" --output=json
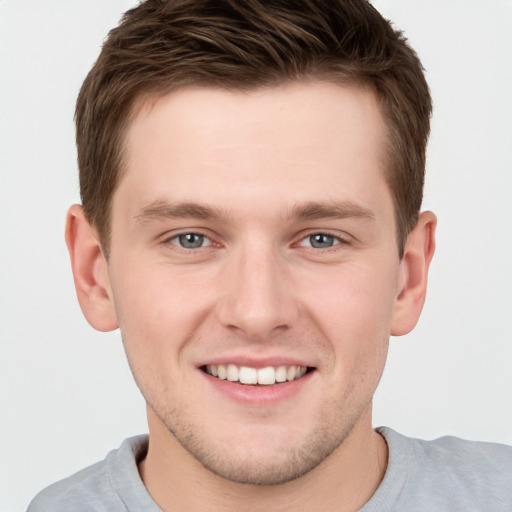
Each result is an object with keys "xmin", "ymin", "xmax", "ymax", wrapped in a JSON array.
[{"xmin": 106, "ymin": 82, "xmax": 403, "ymax": 484}]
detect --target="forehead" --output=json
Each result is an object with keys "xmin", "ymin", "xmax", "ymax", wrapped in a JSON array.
[{"xmin": 117, "ymin": 81, "xmax": 391, "ymax": 221}]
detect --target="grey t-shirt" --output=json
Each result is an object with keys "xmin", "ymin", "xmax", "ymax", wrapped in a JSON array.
[{"xmin": 27, "ymin": 427, "xmax": 512, "ymax": 511}]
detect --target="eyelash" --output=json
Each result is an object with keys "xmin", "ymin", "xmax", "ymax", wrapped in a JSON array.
[
  {"xmin": 163, "ymin": 231, "xmax": 216, "ymax": 253},
  {"xmin": 296, "ymin": 232, "xmax": 348, "ymax": 250},
  {"xmin": 161, "ymin": 230, "xmax": 350, "ymax": 254}
]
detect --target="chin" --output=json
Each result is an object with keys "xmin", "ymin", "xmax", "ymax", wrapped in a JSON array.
[{"xmin": 164, "ymin": 414, "xmax": 352, "ymax": 486}]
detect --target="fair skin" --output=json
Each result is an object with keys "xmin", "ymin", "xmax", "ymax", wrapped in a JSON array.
[{"xmin": 66, "ymin": 81, "xmax": 435, "ymax": 511}]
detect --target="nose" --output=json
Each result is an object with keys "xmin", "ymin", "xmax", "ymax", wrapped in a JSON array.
[{"xmin": 215, "ymin": 240, "xmax": 299, "ymax": 340}]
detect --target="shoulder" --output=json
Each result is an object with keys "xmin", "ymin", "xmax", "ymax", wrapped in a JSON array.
[
  {"xmin": 374, "ymin": 427, "xmax": 512, "ymax": 511},
  {"xmin": 418, "ymin": 430, "xmax": 512, "ymax": 473},
  {"xmin": 388, "ymin": 427, "xmax": 512, "ymax": 481},
  {"xmin": 27, "ymin": 459, "xmax": 114, "ymax": 512},
  {"xmin": 27, "ymin": 435, "xmax": 150, "ymax": 512}
]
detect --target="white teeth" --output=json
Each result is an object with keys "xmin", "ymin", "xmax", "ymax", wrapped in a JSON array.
[
  {"xmin": 239, "ymin": 366, "xmax": 258, "ymax": 384},
  {"xmin": 275, "ymin": 365, "xmax": 287, "ymax": 382},
  {"xmin": 286, "ymin": 366, "xmax": 297, "ymax": 381},
  {"xmin": 205, "ymin": 364, "xmax": 308, "ymax": 385},
  {"xmin": 227, "ymin": 364, "xmax": 238, "ymax": 382},
  {"xmin": 217, "ymin": 364, "xmax": 227, "ymax": 380},
  {"xmin": 257, "ymin": 366, "xmax": 276, "ymax": 385}
]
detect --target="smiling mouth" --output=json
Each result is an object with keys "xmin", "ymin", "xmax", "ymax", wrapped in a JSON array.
[{"xmin": 202, "ymin": 364, "xmax": 312, "ymax": 385}]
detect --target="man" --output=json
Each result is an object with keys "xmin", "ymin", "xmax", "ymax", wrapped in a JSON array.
[{"xmin": 27, "ymin": 0, "xmax": 512, "ymax": 510}]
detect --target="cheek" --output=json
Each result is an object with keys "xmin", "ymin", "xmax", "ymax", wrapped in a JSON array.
[
  {"xmin": 303, "ymin": 262, "xmax": 399, "ymax": 338},
  {"xmin": 110, "ymin": 263, "xmax": 216, "ymax": 359},
  {"xmin": 298, "ymin": 260, "xmax": 397, "ymax": 389},
  {"xmin": 113, "ymin": 264, "xmax": 212, "ymax": 330},
  {"xmin": 307, "ymin": 268, "xmax": 393, "ymax": 401},
  {"xmin": 110, "ymin": 267, "xmax": 210, "ymax": 405}
]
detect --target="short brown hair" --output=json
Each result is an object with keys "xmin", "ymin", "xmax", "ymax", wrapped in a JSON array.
[{"xmin": 76, "ymin": 0, "xmax": 432, "ymax": 258}]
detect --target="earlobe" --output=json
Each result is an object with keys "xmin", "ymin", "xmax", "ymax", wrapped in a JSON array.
[
  {"xmin": 391, "ymin": 211, "xmax": 436, "ymax": 336},
  {"xmin": 65, "ymin": 204, "xmax": 118, "ymax": 332}
]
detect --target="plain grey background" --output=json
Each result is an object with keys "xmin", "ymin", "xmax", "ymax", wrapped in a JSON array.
[{"xmin": 1, "ymin": 1, "xmax": 511, "ymax": 510}]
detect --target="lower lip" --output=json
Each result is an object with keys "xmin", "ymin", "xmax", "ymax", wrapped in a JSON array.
[{"xmin": 200, "ymin": 370, "xmax": 313, "ymax": 406}]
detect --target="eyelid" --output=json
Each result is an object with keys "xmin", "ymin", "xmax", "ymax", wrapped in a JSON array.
[
  {"xmin": 173, "ymin": 233, "xmax": 211, "ymax": 248},
  {"xmin": 160, "ymin": 229, "xmax": 217, "ymax": 249},
  {"xmin": 295, "ymin": 229, "xmax": 352, "ymax": 247},
  {"xmin": 157, "ymin": 228, "xmax": 352, "ymax": 252}
]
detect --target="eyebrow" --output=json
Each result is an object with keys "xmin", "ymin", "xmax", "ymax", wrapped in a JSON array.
[
  {"xmin": 134, "ymin": 200, "xmax": 231, "ymax": 223},
  {"xmin": 133, "ymin": 200, "xmax": 375, "ymax": 224},
  {"xmin": 288, "ymin": 201, "xmax": 375, "ymax": 222}
]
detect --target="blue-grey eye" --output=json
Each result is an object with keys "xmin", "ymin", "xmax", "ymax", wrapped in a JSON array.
[
  {"xmin": 178, "ymin": 233, "xmax": 206, "ymax": 249},
  {"xmin": 309, "ymin": 233, "xmax": 336, "ymax": 248}
]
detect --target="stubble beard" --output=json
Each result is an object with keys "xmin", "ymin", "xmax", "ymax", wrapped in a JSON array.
[
  {"xmin": 148, "ymin": 397, "xmax": 363, "ymax": 486},
  {"xmin": 124, "ymin": 328, "xmax": 388, "ymax": 487}
]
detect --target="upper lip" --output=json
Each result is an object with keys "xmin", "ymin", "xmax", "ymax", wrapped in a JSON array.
[{"xmin": 197, "ymin": 355, "xmax": 314, "ymax": 369}]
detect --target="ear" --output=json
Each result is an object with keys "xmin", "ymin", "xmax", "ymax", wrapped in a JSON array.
[
  {"xmin": 391, "ymin": 211, "xmax": 436, "ymax": 336},
  {"xmin": 65, "ymin": 204, "xmax": 118, "ymax": 332}
]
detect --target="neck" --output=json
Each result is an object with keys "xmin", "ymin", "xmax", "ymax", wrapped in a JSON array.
[{"xmin": 138, "ymin": 406, "xmax": 388, "ymax": 512}]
